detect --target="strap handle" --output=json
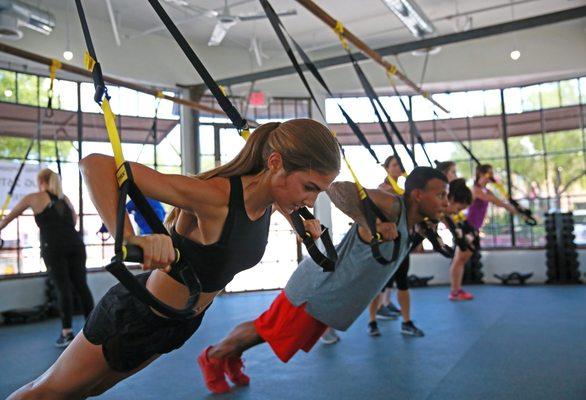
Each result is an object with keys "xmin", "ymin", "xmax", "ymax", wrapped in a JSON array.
[
  {"xmin": 492, "ymin": 180, "xmax": 537, "ymax": 226},
  {"xmin": 75, "ymin": 0, "xmax": 198, "ymax": 320},
  {"xmin": 290, "ymin": 207, "xmax": 337, "ymax": 272},
  {"xmin": 419, "ymin": 220, "xmax": 455, "ymax": 258}
]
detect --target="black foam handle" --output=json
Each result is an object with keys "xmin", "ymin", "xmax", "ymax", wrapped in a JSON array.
[{"xmin": 122, "ymin": 244, "xmax": 180, "ymax": 265}]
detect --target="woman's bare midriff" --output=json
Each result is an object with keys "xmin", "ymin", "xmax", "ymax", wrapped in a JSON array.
[{"xmin": 146, "ymin": 269, "xmax": 219, "ymax": 318}]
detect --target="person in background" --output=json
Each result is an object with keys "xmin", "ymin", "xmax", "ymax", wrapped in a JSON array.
[
  {"xmin": 0, "ymin": 168, "xmax": 94, "ymax": 347},
  {"xmin": 449, "ymin": 164, "xmax": 518, "ymax": 301},
  {"xmin": 435, "ymin": 160, "xmax": 457, "ymax": 182},
  {"xmin": 126, "ymin": 198, "xmax": 166, "ymax": 235}
]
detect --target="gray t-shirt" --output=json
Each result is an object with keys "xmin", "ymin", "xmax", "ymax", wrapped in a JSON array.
[{"xmin": 284, "ymin": 200, "xmax": 410, "ymax": 331}]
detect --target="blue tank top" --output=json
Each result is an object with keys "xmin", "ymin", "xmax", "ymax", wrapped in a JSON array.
[{"xmin": 169, "ymin": 176, "xmax": 272, "ymax": 292}]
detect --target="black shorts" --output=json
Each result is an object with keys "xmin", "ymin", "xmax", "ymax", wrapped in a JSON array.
[
  {"xmin": 83, "ymin": 272, "xmax": 205, "ymax": 372},
  {"xmin": 384, "ymin": 255, "xmax": 410, "ymax": 291}
]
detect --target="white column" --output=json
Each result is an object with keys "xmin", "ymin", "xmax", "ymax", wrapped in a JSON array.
[
  {"xmin": 179, "ymin": 88, "xmax": 199, "ymax": 174},
  {"xmin": 310, "ymin": 89, "xmax": 335, "ymax": 238}
]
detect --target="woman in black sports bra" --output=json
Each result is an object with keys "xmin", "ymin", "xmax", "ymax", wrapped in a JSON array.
[
  {"xmin": 0, "ymin": 168, "xmax": 94, "ymax": 348},
  {"xmin": 8, "ymin": 118, "xmax": 341, "ymax": 399}
]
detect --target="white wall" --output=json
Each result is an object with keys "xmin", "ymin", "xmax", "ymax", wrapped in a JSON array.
[
  {"xmin": 410, "ymin": 248, "xmax": 586, "ymax": 285},
  {"xmin": 0, "ymin": 269, "xmax": 135, "ymax": 313},
  {"xmin": 1, "ymin": 250, "xmax": 584, "ymax": 314}
]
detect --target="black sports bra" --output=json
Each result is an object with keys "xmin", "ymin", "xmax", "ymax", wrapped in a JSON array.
[{"xmin": 169, "ymin": 176, "xmax": 271, "ymax": 292}]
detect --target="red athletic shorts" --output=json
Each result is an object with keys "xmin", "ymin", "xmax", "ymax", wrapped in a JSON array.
[{"xmin": 253, "ymin": 290, "xmax": 327, "ymax": 363}]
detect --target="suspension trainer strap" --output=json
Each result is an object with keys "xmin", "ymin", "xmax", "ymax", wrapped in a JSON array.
[
  {"xmin": 0, "ymin": 138, "xmax": 36, "ymax": 221},
  {"xmin": 344, "ymin": 48, "xmax": 415, "ymax": 169},
  {"xmin": 262, "ymin": 0, "xmax": 398, "ymax": 265},
  {"xmin": 262, "ymin": 0, "xmax": 379, "ymax": 164},
  {"xmin": 386, "ymin": 71, "xmax": 432, "ymax": 166},
  {"xmin": 419, "ymin": 219, "xmax": 454, "ymax": 258},
  {"xmin": 146, "ymin": 0, "xmax": 249, "ymax": 137},
  {"xmin": 290, "ymin": 208, "xmax": 337, "ymax": 271},
  {"xmin": 433, "ymin": 110, "xmax": 482, "ymax": 166},
  {"xmin": 75, "ymin": 0, "xmax": 199, "ymax": 320},
  {"xmin": 45, "ymin": 59, "xmax": 62, "ymax": 119},
  {"xmin": 432, "ymin": 110, "xmax": 536, "ymax": 225},
  {"xmin": 260, "ymin": 3, "xmax": 369, "ymax": 181},
  {"xmin": 147, "ymin": 0, "xmax": 336, "ymax": 269},
  {"xmin": 443, "ymin": 215, "xmax": 470, "ymax": 251},
  {"xmin": 491, "ymin": 179, "xmax": 537, "ymax": 226}
]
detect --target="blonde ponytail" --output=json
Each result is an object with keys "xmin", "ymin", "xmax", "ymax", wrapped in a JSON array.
[
  {"xmin": 165, "ymin": 118, "xmax": 340, "ymax": 228},
  {"xmin": 37, "ymin": 168, "xmax": 63, "ymax": 198}
]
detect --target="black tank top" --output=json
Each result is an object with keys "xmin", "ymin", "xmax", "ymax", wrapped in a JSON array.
[
  {"xmin": 34, "ymin": 192, "xmax": 84, "ymax": 252},
  {"xmin": 169, "ymin": 176, "xmax": 272, "ymax": 292}
]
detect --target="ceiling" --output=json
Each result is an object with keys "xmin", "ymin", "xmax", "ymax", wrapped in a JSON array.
[
  {"xmin": 37, "ymin": 0, "xmax": 582, "ymax": 52},
  {"xmin": 1, "ymin": 0, "xmax": 585, "ymax": 96}
]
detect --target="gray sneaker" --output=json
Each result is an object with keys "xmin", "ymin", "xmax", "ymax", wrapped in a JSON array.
[
  {"xmin": 376, "ymin": 306, "xmax": 399, "ymax": 320},
  {"xmin": 387, "ymin": 302, "xmax": 401, "ymax": 315},
  {"xmin": 319, "ymin": 329, "xmax": 340, "ymax": 345},
  {"xmin": 55, "ymin": 332, "xmax": 74, "ymax": 348},
  {"xmin": 401, "ymin": 321, "xmax": 424, "ymax": 337},
  {"xmin": 368, "ymin": 321, "xmax": 381, "ymax": 337}
]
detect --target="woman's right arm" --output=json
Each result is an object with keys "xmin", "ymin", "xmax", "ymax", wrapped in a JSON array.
[
  {"xmin": 79, "ymin": 154, "xmax": 226, "ymax": 269},
  {"xmin": 0, "ymin": 194, "xmax": 33, "ymax": 231},
  {"xmin": 473, "ymin": 186, "xmax": 517, "ymax": 214}
]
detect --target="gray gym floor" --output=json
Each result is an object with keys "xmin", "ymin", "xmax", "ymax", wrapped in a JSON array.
[{"xmin": 1, "ymin": 285, "xmax": 585, "ymax": 399}]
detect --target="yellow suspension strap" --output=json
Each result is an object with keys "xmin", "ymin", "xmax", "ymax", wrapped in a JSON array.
[
  {"xmin": 147, "ymin": 0, "xmax": 335, "ymax": 269},
  {"xmin": 385, "ymin": 174, "xmax": 405, "ymax": 196},
  {"xmin": 74, "ymin": 0, "xmax": 199, "ymax": 320},
  {"xmin": 334, "ymin": 20, "xmax": 416, "ymax": 172},
  {"xmin": 331, "ymin": 20, "xmax": 455, "ymax": 258},
  {"xmin": 0, "ymin": 138, "xmax": 37, "ymax": 248},
  {"xmin": 341, "ymin": 144, "xmax": 401, "ymax": 264},
  {"xmin": 261, "ymin": 0, "xmax": 402, "ymax": 265},
  {"xmin": 44, "ymin": 59, "xmax": 62, "ymax": 118},
  {"xmin": 489, "ymin": 177, "xmax": 537, "ymax": 226},
  {"xmin": 385, "ymin": 64, "xmax": 433, "ymax": 166}
]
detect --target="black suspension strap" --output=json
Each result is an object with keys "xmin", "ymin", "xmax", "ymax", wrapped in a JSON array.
[
  {"xmin": 267, "ymin": 4, "xmax": 380, "ymax": 164},
  {"xmin": 0, "ymin": 138, "xmax": 36, "ymax": 249},
  {"xmin": 334, "ymin": 36, "xmax": 415, "ymax": 169},
  {"xmin": 75, "ymin": 0, "xmax": 200, "ymax": 320},
  {"xmin": 45, "ymin": 59, "xmax": 61, "ymax": 119},
  {"xmin": 443, "ymin": 214, "xmax": 472, "ymax": 251},
  {"xmin": 262, "ymin": 0, "xmax": 400, "ymax": 265},
  {"xmin": 147, "ymin": 0, "xmax": 337, "ymax": 271},
  {"xmin": 434, "ymin": 112, "xmax": 537, "ymax": 226}
]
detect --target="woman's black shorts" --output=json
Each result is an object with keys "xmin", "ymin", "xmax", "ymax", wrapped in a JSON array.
[
  {"xmin": 83, "ymin": 272, "xmax": 205, "ymax": 372},
  {"xmin": 383, "ymin": 255, "xmax": 410, "ymax": 291}
]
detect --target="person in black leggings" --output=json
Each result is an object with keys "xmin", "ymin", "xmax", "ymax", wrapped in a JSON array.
[{"xmin": 0, "ymin": 168, "xmax": 93, "ymax": 347}]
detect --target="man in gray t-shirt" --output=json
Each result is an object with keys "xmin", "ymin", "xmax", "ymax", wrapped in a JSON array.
[{"xmin": 197, "ymin": 167, "xmax": 449, "ymax": 394}]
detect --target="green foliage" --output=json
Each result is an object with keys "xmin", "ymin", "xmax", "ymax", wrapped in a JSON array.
[
  {"xmin": 449, "ymin": 130, "xmax": 585, "ymax": 199},
  {"xmin": 0, "ymin": 136, "xmax": 74, "ymax": 162}
]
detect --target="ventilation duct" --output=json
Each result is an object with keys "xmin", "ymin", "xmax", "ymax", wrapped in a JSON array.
[{"xmin": 0, "ymin": 0, "xmax": 55, "ymax": 39}]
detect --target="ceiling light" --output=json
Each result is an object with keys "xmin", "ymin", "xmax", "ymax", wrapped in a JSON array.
[
  {"xmin": 63, "ymin": 50, "xmax": 73, "ymax": 60},
  {"xmin": 381, "ymin": 0, "xmax": 435, "ymax": 38},
  {"xmin": 510, "ymin": 50, "xmax": 521, "ymax": 61}
]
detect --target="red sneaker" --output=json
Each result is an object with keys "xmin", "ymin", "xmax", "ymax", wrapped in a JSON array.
[
  {"xmin": 449, "ymin": 289, "xmax": 474, "ymax": 301},
  {"xmin": 223, "ymin": 357, "xmax": 250, "ymax": 386},
  {"xmin": 197, "ymin": 347, "xmax": 230, "ymax": 394}
]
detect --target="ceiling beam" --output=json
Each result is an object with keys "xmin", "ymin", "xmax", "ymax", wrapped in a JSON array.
[{"xmin": 207, "ymin": 6, "xmax": 586, "ymax": 89}]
